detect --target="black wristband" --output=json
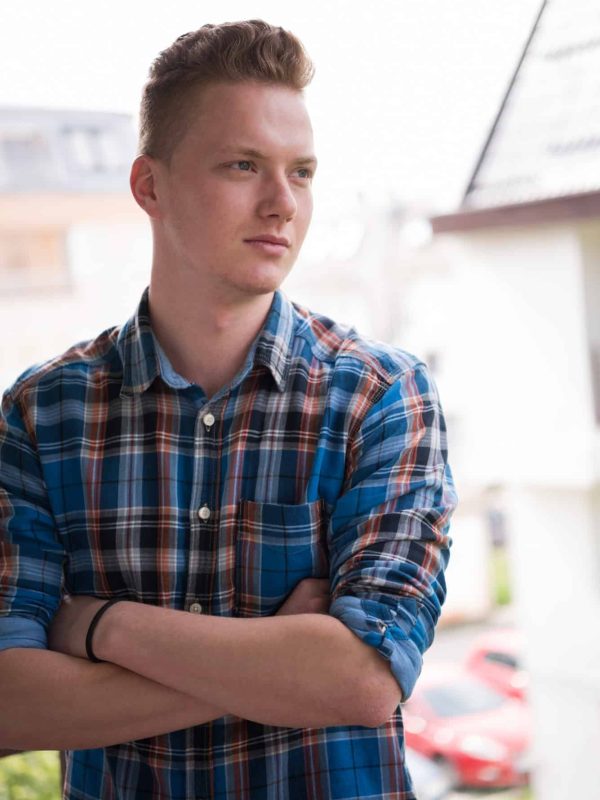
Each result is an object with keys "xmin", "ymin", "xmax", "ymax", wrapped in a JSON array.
[{"xmin": 85, "ymin": 598, "xmax": 123, "ymax": 663}]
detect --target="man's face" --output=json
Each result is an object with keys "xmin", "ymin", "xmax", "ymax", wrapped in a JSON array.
[{"xmin": 151, "ymin": 80, "xmax": 316, "ymax": 299}]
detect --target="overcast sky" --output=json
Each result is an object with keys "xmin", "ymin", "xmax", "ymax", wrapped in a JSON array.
[{"xmin": 1, "ymin": 0, "xmax": 542, "ymax": 216}]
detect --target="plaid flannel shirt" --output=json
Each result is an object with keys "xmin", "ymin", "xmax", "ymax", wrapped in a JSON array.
[{"xmin": 0, "ymin": 287, "xmax": 457, "ymax": 800}]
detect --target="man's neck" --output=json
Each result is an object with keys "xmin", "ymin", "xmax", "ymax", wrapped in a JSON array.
[{"xmin": 147, "ymin": 273, "xmax": 275, "ymax": 399}]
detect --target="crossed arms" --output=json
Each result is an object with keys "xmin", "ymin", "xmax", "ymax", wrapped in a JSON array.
[
  {"xmin": 0, "ymin": 577, "xmax": 399, "ymax": 751},
  {"xmin": 0, "ymin": 365, "xmax": 456, "ymax": 750}
]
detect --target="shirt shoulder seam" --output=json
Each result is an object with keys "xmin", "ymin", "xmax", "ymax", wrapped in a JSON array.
[{"xmin": 8, "ymin": 325, "xmax": 121, "ymax": 405}]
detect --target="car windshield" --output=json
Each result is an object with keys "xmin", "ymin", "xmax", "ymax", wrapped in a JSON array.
[{"xmin": 424, "ymin": 679, "xmax": 506, "ymax": 717}]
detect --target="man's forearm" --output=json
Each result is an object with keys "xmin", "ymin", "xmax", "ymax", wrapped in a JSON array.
[
  {"xmin": 0, "ymin": 647, "xmax": 227, "ymax": 750},
  {"xmin": 95, "ymin": 604, "xmax": 397, "ymax": 729}
]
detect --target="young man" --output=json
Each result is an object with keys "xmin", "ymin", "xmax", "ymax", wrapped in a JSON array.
[{"xmin": 0, "ymin": 20, "xmax": 457, "ymax": 800}]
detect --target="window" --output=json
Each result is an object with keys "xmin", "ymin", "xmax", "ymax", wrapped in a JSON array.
[
  {"xmin": 1, "ymin": 131, "xmax": 53, "ymax": 186},
  {"xmin": 63, "ymin": 127, "xmax": 126, "ymax": 173},
  {"xmin": 65, "ymin": 128, "xmax": 97, "ymax": 171}
]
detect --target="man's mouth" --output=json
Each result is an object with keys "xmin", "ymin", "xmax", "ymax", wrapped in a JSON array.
[{"xmin": 243, "ymin": 235, "xmax": 291, "ymax": 255}]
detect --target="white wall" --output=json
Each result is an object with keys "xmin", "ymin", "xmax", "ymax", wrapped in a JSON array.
[
  {"xmin": 440, "ymin": 511, "xmax": 493, "ymax": 623},
  {"xmin": 505, "ymin": 483, "xmax": 600, "ymax": 800},
  {"xmin": 408, "ymin": 224, "xmax": 596, "ymax": 489},
  {"xmin": 416, "ymin": 219, "xmax": 600, "ymax": 800}
]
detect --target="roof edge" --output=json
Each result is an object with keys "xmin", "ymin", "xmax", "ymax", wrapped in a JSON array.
[
  {"xmin": 0, "ymin": 105, "xmax": 134, "ymax": 120},
  {"xmin": 460, "ymin": 0, "xmax": 548, "ymax": 204},
  {"xmin": 430, "ymin": 190, "xmax": 600, "ymax": 234}
]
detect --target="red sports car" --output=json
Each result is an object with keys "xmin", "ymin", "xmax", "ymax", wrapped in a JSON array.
[
  {"xmin": 465, "ymin": 627, "xmax": 528, "ymax": 701},
  {"xmin": 402, "ymin": 663, "xmax": 531, "ymax": 789}
]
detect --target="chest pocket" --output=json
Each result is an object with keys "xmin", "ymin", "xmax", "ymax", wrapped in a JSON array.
[{"xmin": 235, "ymin": 499, "xmax": 329, "ymax": 617}]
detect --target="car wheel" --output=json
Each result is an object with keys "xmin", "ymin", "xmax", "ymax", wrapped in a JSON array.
[{"xmin": 432, "ymin": 756, "xmax": 460, "ymax": 790}]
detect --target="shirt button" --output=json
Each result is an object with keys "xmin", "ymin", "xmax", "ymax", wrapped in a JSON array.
[
  {"xmin": 376, "ymin": 621, "xmax": 387, "ymax": 634},
  {"xmin": 203, "ymin": 412, "xmax": 215, "ymax": 430},
  {"xmin": 198, "ymin": 504, "xmax": 211, "ymax": 521},
  {"xmin": 189, "ymin": 602, "xmax": 203, "ymax": 614}
]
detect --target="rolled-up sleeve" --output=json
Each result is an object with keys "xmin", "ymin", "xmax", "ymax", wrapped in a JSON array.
[
  {"xmin": 328, "ymin": 364, "xmax": 458, "ymax": 701},
  {"xmin": 0, "ymin": 388, "xmax": 65, "ymax": 651}
]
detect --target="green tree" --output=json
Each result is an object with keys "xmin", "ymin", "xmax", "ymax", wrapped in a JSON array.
[{"xmin": 0, "ymin": 752, "xmax": 61, "ymax": 800}]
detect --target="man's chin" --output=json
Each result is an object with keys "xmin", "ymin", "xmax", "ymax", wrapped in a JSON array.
[{"xmin": 235, "ymin": 263, "xmax": 295, "ymax": 296}]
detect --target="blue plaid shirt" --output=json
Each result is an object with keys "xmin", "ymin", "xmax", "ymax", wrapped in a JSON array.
[{"xmin": 0, "ymin": 287, "xmax": 457, "ymax": 799}]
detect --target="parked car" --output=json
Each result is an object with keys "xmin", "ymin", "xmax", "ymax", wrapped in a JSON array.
[
  {"xmin": 405, "ymin": 747, "xmax": 453, "ymax": 800},
  {"xmin": 402, "ymin": 663, "xmax": 531, "ymax": 790},
  {"xmin": 465, "ymin": 627, "xmax": 528, "ymax": 700}
]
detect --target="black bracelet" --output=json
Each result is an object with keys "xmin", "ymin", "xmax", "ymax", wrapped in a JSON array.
[{"xmin": 85, "ymin": 598, "xmax": 123, "ymax": 663}]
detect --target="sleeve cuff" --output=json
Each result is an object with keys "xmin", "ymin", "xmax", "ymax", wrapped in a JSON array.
[
  {"xmin": 329, "ymin": 595, "xmax": 423, "ymax": 701},
  {"xmin": 0, "ymin": 616, "xmax": 48, "ymax": 651}
]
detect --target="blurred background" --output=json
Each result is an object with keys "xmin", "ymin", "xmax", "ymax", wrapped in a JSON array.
[{"xmin": 1, "ymin": 1, "xmax": 599, "ymax": 798}]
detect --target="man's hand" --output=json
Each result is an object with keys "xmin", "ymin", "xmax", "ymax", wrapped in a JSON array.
[
  {"xmin": 47, "ymin": 594, "xmax": 106, "ymax": 659},
  {"xmin": 275, "ymin": 578, "xmax": 331, "ymax": 616}
]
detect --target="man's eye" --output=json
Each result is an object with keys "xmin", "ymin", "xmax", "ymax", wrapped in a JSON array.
[
  {"xmin": 231, "ymin": 160, "xmax": 252, "ymax": 171},
  {"xmin": 295, "ymin": 167, "xmax": 313, "ymax": 180}
]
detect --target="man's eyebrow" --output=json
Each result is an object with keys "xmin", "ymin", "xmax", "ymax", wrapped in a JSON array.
[{"xmin": 217, "ymin": 146, "xmax": 318, "ymax": 168}]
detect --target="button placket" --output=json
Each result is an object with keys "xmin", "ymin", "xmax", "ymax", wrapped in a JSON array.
[{"xmin": 185, "ymin": 398, "xmax": 224, "ymax": 619}]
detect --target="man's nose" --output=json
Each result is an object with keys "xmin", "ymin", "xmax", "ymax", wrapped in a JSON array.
[{"xmin": 258, "ymin": 175, "xmax": 297, "ymax": 221}]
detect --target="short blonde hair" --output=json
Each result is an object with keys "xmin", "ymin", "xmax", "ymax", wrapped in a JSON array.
[{"xmin": 138, "ymin": 20, "xmax": 315, "ymax": 163}]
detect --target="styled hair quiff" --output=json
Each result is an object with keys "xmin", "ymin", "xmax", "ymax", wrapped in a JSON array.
[{"xmin": 138, "ymin": 19, "xmax": 315, "ymax": 164}]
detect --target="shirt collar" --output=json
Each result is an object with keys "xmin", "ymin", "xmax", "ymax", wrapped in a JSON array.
[
  {"xmin": 253, "ymin": 287, "xmax": 295, "ymax": 392},
  {"xmin": 117, "ymin": 287, "xmax": 161, "ymax": 398},
  {"xmin": 117, "ymin": 286, "xmax": 295, "ymax": 398},
  {"xmin": 153, "ymin": 334, "xmax": 192, "ymax": 389}
]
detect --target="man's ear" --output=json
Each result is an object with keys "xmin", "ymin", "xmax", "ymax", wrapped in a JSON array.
[{"xmin": 130, "ymin": 154, "xmax": 164, "ymax": 219}]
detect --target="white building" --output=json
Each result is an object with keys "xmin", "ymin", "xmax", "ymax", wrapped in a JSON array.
[
  {"xmin": 0, "ymin": 107, "xmax": 147, "ymax": 389},
  {"xmin": 429, "ymin": 1, "xmax": 600, "ymax": 796}
]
